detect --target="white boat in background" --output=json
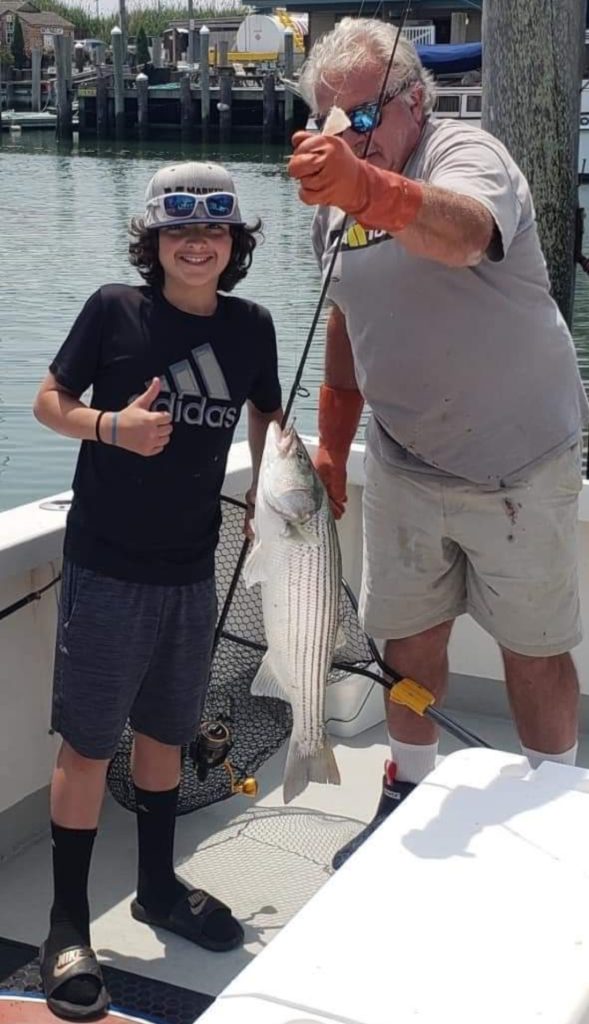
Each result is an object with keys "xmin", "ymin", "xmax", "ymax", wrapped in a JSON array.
[
  {"xmin": 3, "ymin": 439, "xmax": 589, "ymax": 1021},
  {"xmin": 303, "ymin": 79, "xmax": 589, "ymax": 179},
  {"xmin": 432, "ymin": 81, "xmax": 589, "ymax": 179}
]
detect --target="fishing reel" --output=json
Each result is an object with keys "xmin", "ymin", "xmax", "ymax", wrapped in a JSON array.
[{"xmin": 189, "ymin": 718, "xmax": 258, "ymax": 797}]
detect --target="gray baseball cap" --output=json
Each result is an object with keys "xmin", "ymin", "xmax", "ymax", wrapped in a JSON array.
[{"xmin": 144, "ymin": 161, "xmax": 244, "ymax": 229}]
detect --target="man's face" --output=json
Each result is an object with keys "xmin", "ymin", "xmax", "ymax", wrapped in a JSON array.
[{"xmin": 315, "ymin": 66, "xmax": 424, "ymax": 172}]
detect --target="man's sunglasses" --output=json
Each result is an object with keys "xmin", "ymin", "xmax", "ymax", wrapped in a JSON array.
[
  {"xmin": 315, "ymin": 88, "xmax": 401, "ymax": 135},
  {"xmin": 148, "ymin": 191, "xmax": 237, "ymax": 220}
]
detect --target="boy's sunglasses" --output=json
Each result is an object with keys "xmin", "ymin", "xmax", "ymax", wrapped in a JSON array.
[
  {"xmin": 149, "ymin": 191, "xmax": 237, "ymax": 220},
  {"xmin": 315, "ymin": 88, "xmax": 401, "ymax": 135}
]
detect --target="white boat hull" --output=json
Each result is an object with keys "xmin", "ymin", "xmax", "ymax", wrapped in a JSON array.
[{"xmin": 3, "ymin": 439, "xmax": 589, "ymax": 852}]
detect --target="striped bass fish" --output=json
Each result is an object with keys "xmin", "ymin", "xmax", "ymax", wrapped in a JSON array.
[{"xmin": 243, "ymin": 422, "xmax": 342, "ymax": 803}]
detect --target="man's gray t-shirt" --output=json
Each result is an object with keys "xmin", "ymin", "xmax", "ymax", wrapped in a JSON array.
[{"xmin": 312, "ymin": 117, "xmax": 588, "ymax": 487}]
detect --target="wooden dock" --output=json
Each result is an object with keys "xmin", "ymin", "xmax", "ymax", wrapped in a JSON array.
[
  {"xmin": 76, "ymin": 79, "xmax": 307, "ymax": 140},
  {"xmin": 1, "ymin": 28, "xmax": 306, "ymax": 143}
]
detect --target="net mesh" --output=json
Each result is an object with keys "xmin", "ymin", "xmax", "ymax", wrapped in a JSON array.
[{"xmin": 107, "ymin": 496, "xmax": 376, "ymax": 816}]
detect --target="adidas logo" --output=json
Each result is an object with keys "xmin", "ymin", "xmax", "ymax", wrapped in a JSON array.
[{"xmin": 130, "ymin": 344, "xmax": 238, "ymax": 429}]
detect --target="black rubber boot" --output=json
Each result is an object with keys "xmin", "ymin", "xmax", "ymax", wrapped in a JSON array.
[{"xmin": 332, "ymin": 761, "xmax": 415, "ymax": 871}]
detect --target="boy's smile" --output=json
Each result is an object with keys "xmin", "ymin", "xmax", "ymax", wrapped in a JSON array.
[{"xmin": 158, "ymin": 223, "xmax": 233, "ymax": 314}]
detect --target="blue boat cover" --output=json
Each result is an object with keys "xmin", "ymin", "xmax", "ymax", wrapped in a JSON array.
[{"xmin": 416, "ymin": 43, "xmax": 482, "ymax": 75}]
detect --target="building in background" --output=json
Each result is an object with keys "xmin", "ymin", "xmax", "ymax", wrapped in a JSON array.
[{"xmin": 0, "ymin": 0, "xmax": 73, "ymax": 55}]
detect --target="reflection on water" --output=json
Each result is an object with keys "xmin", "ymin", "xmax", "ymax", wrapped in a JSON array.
[{"xmin": 0, "ymin": 132, "xmax": 588, "ymax": 510}]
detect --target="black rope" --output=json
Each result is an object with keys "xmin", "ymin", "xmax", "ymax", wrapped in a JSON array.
[{"xmin": 0, "ymin": 574, "xmax": 61, "ymax": 624}]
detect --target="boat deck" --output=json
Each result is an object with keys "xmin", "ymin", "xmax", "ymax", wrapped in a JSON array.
[{"xmin": 1, "ymin": 703, "xmax": 588, "ymax": 1016}]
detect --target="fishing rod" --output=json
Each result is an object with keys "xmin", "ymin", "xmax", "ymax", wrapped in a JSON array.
[
  {"xmin": 214, "ymin": 1, "xmax": 492, "ymax": 752},
  {"xmin": 282, "ymin": 0, "xmax": 413, "ymax": 424},
  {"xmin": 215, "ymin": 0, "xmax": 413, "ymax": 648},
  {"xmin": 213, "ymin": 2, "xmax": 492, "ymax": 749},
  {"xmin": 0, "ymin": 574, "xmax": 61, "ymax": 624}
]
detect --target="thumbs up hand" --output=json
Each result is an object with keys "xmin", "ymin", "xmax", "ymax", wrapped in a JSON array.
[{"xmin": 107, "ymin": 377, "xmax": 173, "ymax": 457}]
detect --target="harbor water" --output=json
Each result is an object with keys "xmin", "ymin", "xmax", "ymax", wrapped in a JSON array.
[{"xmin": 1, "ymin": 130, "xmax": 589, "ymax": 512}]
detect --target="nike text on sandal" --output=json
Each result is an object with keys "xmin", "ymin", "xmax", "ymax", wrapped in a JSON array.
[
  {"xmin": 39, "ymin": 942, "xmax": 110, "ymax": 1021},
  {"xmin": 130, "ymin": 887, "xmax": 244, "ymax": 951}
]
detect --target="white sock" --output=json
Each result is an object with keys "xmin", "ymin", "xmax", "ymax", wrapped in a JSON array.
[
  {"xmin": 389, "ymin": 736, "xmax": 439, "ymax": 784},
  {"xmin": 521, "ymin": 743, "xmax": 578, "ymax": 770}
]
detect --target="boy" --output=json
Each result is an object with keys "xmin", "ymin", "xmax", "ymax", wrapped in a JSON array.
[{"xmin": 33, "ymin": 161, "xmax": 282, "ymax": 1020}]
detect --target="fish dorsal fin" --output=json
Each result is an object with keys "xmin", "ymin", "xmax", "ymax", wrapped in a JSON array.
[
  {"xmin": 251, "ymin": 653, "xmax": 291, "ymax": 702},
  {"xmin": 243, "ymin": 540, "xmax": 268, "ymax": 587}
]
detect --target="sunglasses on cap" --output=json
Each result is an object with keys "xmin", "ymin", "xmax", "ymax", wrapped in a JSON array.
[
  {"xmin": 148, "ymin": 191, "xmax": 237, "ymax": 221},
  {"xmin": 315, "ymin": 84, "xmax": 407, "ymax": 135}
]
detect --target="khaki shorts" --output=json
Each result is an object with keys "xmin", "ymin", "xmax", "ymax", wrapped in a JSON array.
[{"xmin": 359, "ymin": 443, "xmax": 583, "ymax": 656}]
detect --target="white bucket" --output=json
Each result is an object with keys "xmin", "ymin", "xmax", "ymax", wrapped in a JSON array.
[{"xmin": 325, "ymin": 664, "xmax": 385, "ymax": 738}]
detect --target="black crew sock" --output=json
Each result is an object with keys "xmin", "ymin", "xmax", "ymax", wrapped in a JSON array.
[
  {"xmin": 135, "ymin": 785, "xmax": 185, "ymax": 916},
  {"xmin": 45, "ymin": 822, "xmax": 101, "ymax": 1007}
]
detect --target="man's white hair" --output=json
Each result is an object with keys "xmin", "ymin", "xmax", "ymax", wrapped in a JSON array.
[{"xmin": 298, "ymin": 17, "xmax": 436, "ymax": 115}]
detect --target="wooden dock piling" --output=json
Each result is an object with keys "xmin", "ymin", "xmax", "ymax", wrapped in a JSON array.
[
  {"xmin": 200, "ymin": 26, "xmax": 210, "ymax": 139},
  {"xmin": 218, "ymin": 69, "xmax": 232, "ymax": 142},
  {"xmin": 74, "ymin": 42, "xmax": 84, "ymax": 74},
  {"xmin": 96, "ymin": 66, "xmax": 108, "ymax": 138},
  {"xmin": 180, "ymin": 73, "xmax": 194, "ymax": 138},
  {"xmin": 187, "ymin": 0, "xmax": 196, "ymax": 65},
  {"xmin": 218, "ymin": 40, "xmax": 229, "ymax": 67},
  {"xmin": 111, "ymin": 26, "xmax": 125, "ymax": 139},
  {"xmin": 284, "ymin": 29, "xmax": 294, "ymax": 141},
  {"xmin": 31, "ymin": 47, "xmax": 41, "ymax": 112},
  {"xmin": 65, "ymin": 35, "xmax": 73, "ymax": 90},
  {"xmin": 118, "ymin": 0, "xmax": 128, "ymax": 60},
  {"xmin": 136, "ymin": 72, "xmax": 148, "ymax": 140},
  {"xmin": 263, "ymin": 72, "xmax": 276, "ymax": 142},
  {"xmin": 53, "ymin": 33, "xmax": 72, "ymax": 139}
]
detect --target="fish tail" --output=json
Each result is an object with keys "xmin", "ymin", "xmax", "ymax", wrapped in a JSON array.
[{"xmin": 282, "ymin": 735, "xmax": 341, "ymax": 803}]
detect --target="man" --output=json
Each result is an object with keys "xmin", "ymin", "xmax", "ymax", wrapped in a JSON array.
[{"xmin": 288, "ymin": 18, "xmax": 588, "ymax": 870}]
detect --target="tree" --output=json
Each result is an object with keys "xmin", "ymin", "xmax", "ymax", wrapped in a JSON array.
[
  {"xmin": 11, "ymin": 16, "xmax": 26, "ymax": 70},
  {"xmin": 0, "ymin": 44, "xmax": 14, "ymax": 68},
  {"xmin": 136, "ymin": 24, "xmax": 150, "ymax": 65}
]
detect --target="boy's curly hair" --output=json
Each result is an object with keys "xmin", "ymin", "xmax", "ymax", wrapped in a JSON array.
[{"xmin": 128, "ymin": 217, "xmax": 262, "ymax": 292}]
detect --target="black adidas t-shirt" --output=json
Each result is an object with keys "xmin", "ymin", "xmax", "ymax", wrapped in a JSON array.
[{"xmin": 50, "ymin": 284, "xmax": 281, "ymax": 585}]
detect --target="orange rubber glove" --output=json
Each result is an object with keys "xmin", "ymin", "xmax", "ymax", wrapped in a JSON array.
[
  {"xmin": 315, "ymin": 384, "xmax": 364, "ymax": 520},
  {"xmin": 288, "ymin": 131, "xmax": 423, "ymax": 235}
]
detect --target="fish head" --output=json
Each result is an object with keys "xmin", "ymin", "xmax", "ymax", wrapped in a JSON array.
[{"xmin": 261, "ymin": 423, "xmax": 323, "ymax": 524}]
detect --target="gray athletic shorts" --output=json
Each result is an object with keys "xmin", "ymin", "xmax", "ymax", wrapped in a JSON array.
[{"xmin": 51, "ymin": 559, "xmax": 217, "ymax": 760}]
